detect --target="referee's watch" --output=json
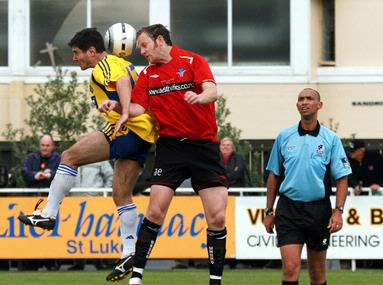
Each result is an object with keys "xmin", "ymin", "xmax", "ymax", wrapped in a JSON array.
[
  {"xmin": 264, "ymin": 207, "xmax": 274, "ymax": 216},
  {"xmin": 335, "ymin": 205, "xmax": 344, "ymax": 214}
]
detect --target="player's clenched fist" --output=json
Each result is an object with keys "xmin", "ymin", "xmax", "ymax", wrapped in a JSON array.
[
  {"xmin": 184, "ymin": 91, "xmax": 201, "ymax": 104},
  {"xmin": 99, "ymin": 100, "xmax": 121, "ymax": 114}
]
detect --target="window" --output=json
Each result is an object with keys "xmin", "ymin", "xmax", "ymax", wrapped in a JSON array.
[
  {"xmin": 0, "ymin": 0, "xmax": 8, "ymax": 66},
  {"xmin": 30, "ymin": 0, "xmax": 149, "ymax": 67},
  {"xmin": 321, "ymin": 0, "xmax": 335, "ymax": 64},
  {"xmin": 171, "ymin": 0, "xmax": 290, "ymax": 66},
  {"xmin": 171, "ymin": 0, "xmax": 227, "ymax": 65},
  {"xmin": 92, "ymin": 0, "xmax": 149, "ymax": 66},
  {"xmin": 233, "ymin": 0, "xmax": 290, "ymax": 66},
  {"xmin": 30, "ymin": 1, "xmax": 84, "ymax": 67}
]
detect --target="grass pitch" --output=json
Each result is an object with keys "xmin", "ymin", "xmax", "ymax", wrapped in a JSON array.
[{"xmin": 1, "ymin": 269, "xmax": 383, "ymax": 285}]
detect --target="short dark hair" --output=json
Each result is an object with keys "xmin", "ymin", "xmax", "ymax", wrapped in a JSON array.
[
  {"xmin": 68, "ymin": 28, "xmax": 105, "ymax": 53},
  {"xmin": 348, "ymin": 139, "xmax": 366, "ymax": 152},
  {"xmin": 137, "ymin": 24, "xmax": 172, "ymax": 45},
  {"xmin": 302, "ymin": 88, "xmax": 321, "ymax": 101}
]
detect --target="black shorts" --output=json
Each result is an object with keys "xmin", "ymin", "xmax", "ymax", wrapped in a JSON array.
[
  {"xmin": 275, "ymin": 195, "xmax": 332, "ymax": 251},
  {"xmin": 147, "ymin": 137, "xmax": 229, "ymax": 192}
]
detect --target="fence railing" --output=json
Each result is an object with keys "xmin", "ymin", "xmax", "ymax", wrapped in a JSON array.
[{"xmin": 0, "ymin": 187, "xmax": 378, "ymax": 196}]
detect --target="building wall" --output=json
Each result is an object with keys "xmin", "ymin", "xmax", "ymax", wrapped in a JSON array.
[
  {"xmin": 1, "ymin": 1, "xmax": 383, "ymax": 142},
  {"xmin": 220, "ymin": 83, "xmax": 383, "ymax": 140},
  {"xmin": 1, "ymin": 82, "xmax": 383, "ymax": 141},
  {"xmin": 0, "ymin": 82, "xmax": 30, "ymax": 134},
  {"xmin": 336, "ymin": 0, "xmax": 383, "ymax": 66}
]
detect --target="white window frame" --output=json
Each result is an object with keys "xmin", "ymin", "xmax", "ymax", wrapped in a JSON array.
[
  {"xmin": 3, "ymin": 0, "xmax": 312, "ymax": 84},
  {"xmin": 11, "ymin": 0, "xmax": 383, "ymax": 84},
  {"xmin": 0, "ymin": 0, "xmax": 12, "ymax": 81},
  {"xmin": 153, "ymin": 0, "xmax": 312, "ymax": 84},
  {"xmin": 212, "ymin": 0, "xmax": 311, "ymax": 84},
  {"xmin": 317, "ymin": 67, "xmax": 383, "ymax": 83}
]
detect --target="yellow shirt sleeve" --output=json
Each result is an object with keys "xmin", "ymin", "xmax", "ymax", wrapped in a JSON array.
[{"xmin": 93, "ymin": 56, "xmax": 128, "ymax": 90}]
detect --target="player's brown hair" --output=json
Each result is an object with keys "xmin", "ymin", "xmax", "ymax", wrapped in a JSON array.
[{"xmin": 137, "ymin": 24, "xmax": 172, "ymax": 46}]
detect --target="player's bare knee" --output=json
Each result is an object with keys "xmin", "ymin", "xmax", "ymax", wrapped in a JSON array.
[
  {"xmin": 112, "ymin": 190, "xmax": 133, "ymax": 206},
  {"xmin": 60, "ymin": 149, "xmax": 78, "ymax": 168},
  {"xmin": 146, "ymin": 208, "xmax": 166, "ymax": 225},
  {"xmin": 207, "ymin": 210, "xmax": 226, "ymax": 229},
  {"xmin": 283, "ymin": 261, "xmax": 300, "ymax": 278}
]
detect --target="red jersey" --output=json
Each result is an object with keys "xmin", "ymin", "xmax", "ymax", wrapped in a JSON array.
[{"xmin": 132, "ymin": 45, "xmax": 218, "ymax": 140}]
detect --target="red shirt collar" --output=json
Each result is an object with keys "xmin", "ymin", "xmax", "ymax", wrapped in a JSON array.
[{"xmin": 169, "ymin": 45, "xmax": 180, "ymax": 58}]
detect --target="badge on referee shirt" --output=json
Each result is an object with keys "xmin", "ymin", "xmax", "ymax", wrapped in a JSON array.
[{"xmin": 341, "ymin": 157, "xmax": 351, "ymax": 168}]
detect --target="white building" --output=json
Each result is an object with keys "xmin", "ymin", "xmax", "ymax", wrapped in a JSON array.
[{"xmin": 1, "ymin": 0, "xmax": 382, "ymax": 143}]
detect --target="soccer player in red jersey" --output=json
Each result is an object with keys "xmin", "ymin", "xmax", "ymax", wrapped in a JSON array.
[{"xmin": 122, "ymin": 24, "xmax": 228, "ymax": 285}]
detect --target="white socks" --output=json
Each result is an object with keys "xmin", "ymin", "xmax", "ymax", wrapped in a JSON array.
[
  {"xmin": 41, "ymin": 164, "xmax": 138, "ymax": 260},
  {"xmin": 117, "ymin": 204, "xmax": 138, "ymax": 258},
  {"xmin": 42, "ymin": 164, "xmax": 77, "ymax": 218}
]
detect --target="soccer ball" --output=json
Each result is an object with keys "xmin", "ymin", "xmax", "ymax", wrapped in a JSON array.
[{"xmin": 104, "ymin": 23, "xmax": 136, "ymax": 57}]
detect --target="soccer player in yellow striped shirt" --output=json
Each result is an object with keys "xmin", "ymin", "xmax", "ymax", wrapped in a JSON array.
[{"xmin": 19, "ymin": 28, "xmax": 156, "ymax": 282}]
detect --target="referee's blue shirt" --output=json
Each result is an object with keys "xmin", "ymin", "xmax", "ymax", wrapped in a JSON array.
[{"xmin": 266, "ymin": 122, "xmax": 352, "ymax": 202}]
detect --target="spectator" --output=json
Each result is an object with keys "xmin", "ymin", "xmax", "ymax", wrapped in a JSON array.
[
  {"xmin": 347, "ymin": 139, "xmax": 383, "ymax": 268},
  {"xmin": 73, "ymin": 160, "xmax": 113, "ymax": 196},
  {"xmin": 20, "ymin": 134, "xmax": 60, "ymax": 271},
  {"xmin": 348, "ymin": 139, "xmax": 383, "ymax": 196},
  {"xmin": 0, "ymin": 165, "xmax": 8, "ymax": 188},
  {"xmin": 0, "ymin": 165, "xmax": 10, "ymax": 270},
  {"xmin": 220, "ymin": 137, "xmax": 254, "ymax": 268},
  {"xmin": 21, "ymin": 134, "xmax": 60, "ymax": 191},
  {"xmin": 68, "ymin": 161, "xmax": 114, "ymax": 270},
  {"xmin": 220, "ymin": 137, "xmax": 247, "ymax": 188}
]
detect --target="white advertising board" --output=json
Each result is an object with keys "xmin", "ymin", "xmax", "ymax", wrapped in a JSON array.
[{"xmin": 235, "ymin": 196, "xmax": 383, "ymax": 259}]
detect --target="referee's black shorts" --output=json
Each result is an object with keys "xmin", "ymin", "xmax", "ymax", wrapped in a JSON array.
[
  {"xmin": 275, "ymin": 195, "xmax": 332, "ymax": 251},
  {"xmin": 147, "ymin": 137, "xmax": 229, "ymax": 192}
]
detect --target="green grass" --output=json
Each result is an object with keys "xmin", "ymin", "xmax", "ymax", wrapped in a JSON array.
[{"xmin": 1, "ymin": 269, "xmax": 383, "ymax": 285}]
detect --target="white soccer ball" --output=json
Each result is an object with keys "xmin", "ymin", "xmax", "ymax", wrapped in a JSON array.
[{"xmin": 104, "ymin": 23, "xmax": 136, "ymax": 57}]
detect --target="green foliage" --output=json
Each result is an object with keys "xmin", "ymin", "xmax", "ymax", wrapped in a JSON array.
[
  {"xmin": 2, "ymin": 67, "xmax": 97, "ymax": 186},
  {"xmin": 25, "ymin": 67, "xmax": 93, "ymax": 145},
  {"xmin": 215, "ymin": 95, "xmax": 241, "ymax": 144}
]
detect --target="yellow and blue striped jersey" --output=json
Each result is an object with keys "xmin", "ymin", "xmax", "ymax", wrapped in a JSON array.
[{"xmin": 90, "ymin": 55, "xmax": 156, "ymax": 143}]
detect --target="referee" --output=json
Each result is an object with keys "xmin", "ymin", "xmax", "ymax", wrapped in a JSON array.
[{"xmin": 264, "ymin": 88, "xmax": 352, "ymax": 285}]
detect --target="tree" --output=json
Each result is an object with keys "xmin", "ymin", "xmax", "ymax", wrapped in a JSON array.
[
  {"xmin": 2, "ymin": 67, "xmax": 98, "ymax": 186},
  {"xmin": 215, "ymin": 95, "xmax": 242, "ymax": 144}
]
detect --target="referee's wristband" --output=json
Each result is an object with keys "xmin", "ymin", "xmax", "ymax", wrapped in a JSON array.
[{"xmin": 264, "ymin": 207, "xmax": 274, "ymax": 216}]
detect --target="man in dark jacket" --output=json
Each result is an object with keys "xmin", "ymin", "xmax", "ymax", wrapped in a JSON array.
[
  {"xmin": 220, "ymin": 137, "xmax": 247, "ymax": 188},
  {"xmin": 21, "ymin": 134, "xmax": 60, "ymax": 188},
  {"xmin": 348, "ymin": 139, "xmax": 383, "ymax": 196},
  {"xmin": 19, "ymin": 134, "xmax": 60, "ymax": 271}
]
